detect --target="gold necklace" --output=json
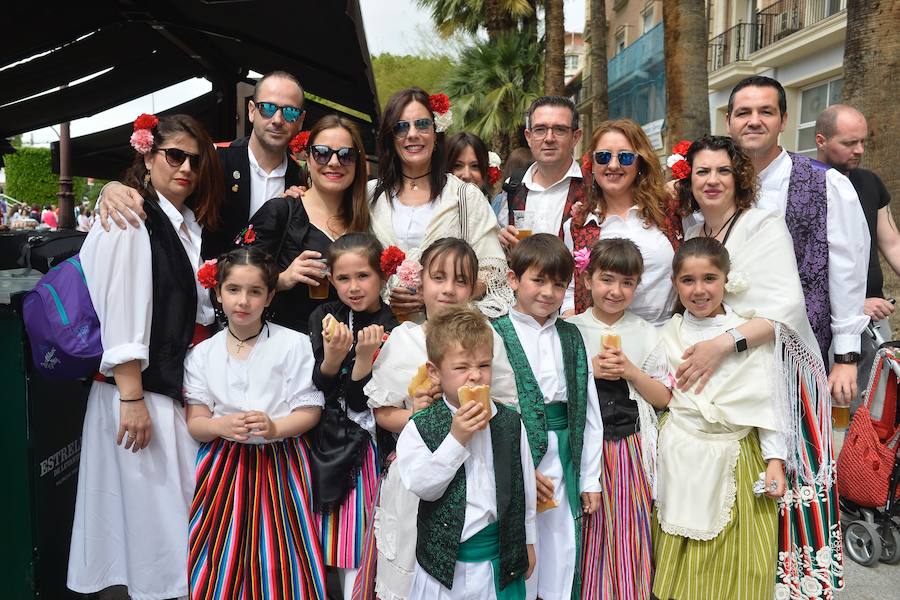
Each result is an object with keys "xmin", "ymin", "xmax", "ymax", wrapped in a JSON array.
[
  {"xmin": 403, "ymin": 171, "xmax": 431, "ymax": 191},
  {"xmin": 228, "ymin": 323, "xmax": 264, "ymax": 353}
]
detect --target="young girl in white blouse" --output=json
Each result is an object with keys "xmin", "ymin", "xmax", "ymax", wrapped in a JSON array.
[{"xmin": 184, "ymin": 246, "xmax": 327, "ymax": 600}]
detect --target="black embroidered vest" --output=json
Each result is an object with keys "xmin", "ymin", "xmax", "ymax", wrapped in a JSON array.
[{"xmin": 413, "ymin": 400, "xmax": 528, "ymax": 591}]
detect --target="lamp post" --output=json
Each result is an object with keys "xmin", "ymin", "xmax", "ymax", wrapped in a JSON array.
[{"xmin": 56, "ymin": 119, "xmax": 75, "ymax": 229}]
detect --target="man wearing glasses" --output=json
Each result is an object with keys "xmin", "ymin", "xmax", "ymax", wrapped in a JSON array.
[
  {"xmin": 498, "ymin": 96, "xmax": 583, "ymax": 248},
  {"xmin": 97, "ymin": 71, "xmax": 306, "ymax": 258}
]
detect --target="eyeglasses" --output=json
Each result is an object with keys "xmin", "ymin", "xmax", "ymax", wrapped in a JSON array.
[
  {"xmin": 392, "ymin": 118, "xmax": 435, "ymax": 138},
  {"xmin": 530, "ymin": 125, "xmax": 574, "ymax": 139},
  {"xmin": 309, "ymin": 144, "xmax": 359, "ymax": 166},
  {"xmin": 594, "ymin": 150, "xmax": 637, "ymax": 167},
  {"xmin": 254, "ymin": 101, "xmax": 305, "ymax": 123},
  {"xmin": 157, "ymin": 148, "xmax": 201, "ymax": 169}
]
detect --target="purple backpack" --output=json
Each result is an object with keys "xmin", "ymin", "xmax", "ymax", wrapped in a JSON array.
[{"xmin": 22, "ymin": 255, "xmax": 102, "ymax": 379}]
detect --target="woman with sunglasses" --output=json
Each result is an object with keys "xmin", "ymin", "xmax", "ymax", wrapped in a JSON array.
[
  {"xmin": 67, "ymin": 114, "xmax": 224, "ymax": 599},
  {"xmin": 369, "ymin": 88, "xmax": 511, "ymax": 320},
  {"xmin": 562, "ymin": 119, "xmax": 684, "ymax": 322},
  {"xmin": 248, "ymin": 114, "xmax": 371, "ymax": 334}
]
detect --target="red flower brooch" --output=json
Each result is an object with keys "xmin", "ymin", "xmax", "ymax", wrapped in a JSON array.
[
  {"xmin": 198, "ymin": 259, "xmax": 218, "ymax": 289},
  {"xmin": 290, "ymin": 131, "xmax": 310, "ymax": 155},
  {"xmin": 429, "ymin": 93, "xmax": 453, "ymax": 133},
  {"xmin": 380, "ymin": 246, "xmax": 406, "ymax": 277},
  {"xmin": 234, "ymin": 224, "xmax": 256, "ymax": 246},
  {"xmin": 667, "ymin": 139, "xmax": 693, "ymax": 180}
]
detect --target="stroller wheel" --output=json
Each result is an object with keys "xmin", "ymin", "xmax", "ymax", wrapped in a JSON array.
[
  {"xmin": 845, "ymin": 520, "xmax": 882, "ymax": 566},
  {"xmin": 878, "ymin": 523, "xmax": 900, "ymax": 564}
]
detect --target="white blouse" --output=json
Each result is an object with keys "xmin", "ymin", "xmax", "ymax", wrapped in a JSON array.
[
  {"xmin": 390, "ymin": 195, "xmax": 438, "ymax": 251},
  {"xmin": 562, "ymin": 207, "xmax": 675, "ymax": 325},
  {"xmin": 183, "ymin": 323, "xmax": 324, "ymax": 443},
  {"xmin": 81, "ymin": 193, "xmax": 214, "ymax": 376}
]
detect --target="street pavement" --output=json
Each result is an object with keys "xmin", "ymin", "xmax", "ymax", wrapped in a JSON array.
[{"xmin": 837, "ymin": 556, "xmax": 900, "ymax": 599}]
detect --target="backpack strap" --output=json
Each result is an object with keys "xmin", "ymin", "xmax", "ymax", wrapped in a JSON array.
[{"xmin": 503, "ymin": 166, "xmax": 530, "ymax": 226}]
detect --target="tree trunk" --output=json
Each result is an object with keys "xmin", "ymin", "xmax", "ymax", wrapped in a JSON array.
[
  {"xmin": 843, "ymin": 0, "xmax": 899, "ymax": 206},
  {"xmin": 543, "ymin": 0, "xmax": 565, "ymax": 95},
  {"xmin": 590, "ymin": 0, "xmax": 609, "ymax": 128},
  {"xmin": 484, "ymin": 0, "xmax": 515, "ymax": 43},
  {"xmin": 662, "ymin": 0, "xmax": 710, "ymax": 148}
]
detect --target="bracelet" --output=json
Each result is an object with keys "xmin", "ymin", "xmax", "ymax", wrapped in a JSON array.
[{"xmin": 119, "ymin": 395, "xmax": 145, "ymax": 403}]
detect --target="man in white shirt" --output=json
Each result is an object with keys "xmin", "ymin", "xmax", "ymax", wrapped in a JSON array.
[
  {"xmin": 96, "ymin": 71, "xmax": 306, "ymax": 259},
  {"xmin": 498, "ymin": 96, "xmax": 583, "ymax": 247},
  {"xmin": 726, "ymin": 75, "xmax": 869, "ymax": 407}
]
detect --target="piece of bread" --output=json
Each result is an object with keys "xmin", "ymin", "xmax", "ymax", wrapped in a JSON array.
[
  {"xmin": 407, "ymin": 364, "xmax": 431, "ymax": 398},
  {"xmin": 537, "ymin": 498, "xmax": 559, "ymax": 513},
  {"xmin": 458, "ymin": 384, "xmax": 491, "ymax": 423},
  {"xmin": 322, "ymin": 313, "xmax": 338, "ymax": 342},
  {"xmin": 601, "ymin": 333, "xmax": 621, "ymax": 350}
]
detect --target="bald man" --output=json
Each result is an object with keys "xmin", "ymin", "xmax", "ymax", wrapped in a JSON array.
[{"xmin": 817, "ymin": 105, "xmax": 897, "ymax": 401}]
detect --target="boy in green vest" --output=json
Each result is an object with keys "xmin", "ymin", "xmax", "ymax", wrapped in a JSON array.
[
  {"xmin": 492, "ymin": 233, "xmax": 603, "ymax": 600},
  {"xmin": 396, "ymin": 306, "xmax": 536, "ymax": 600}
]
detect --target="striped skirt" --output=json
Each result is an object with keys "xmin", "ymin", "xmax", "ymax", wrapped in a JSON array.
[
  {"xmin": 652, "ymin": 431, "xmax": 779, "ymax": 600},
  {"xmin": 318, "ymin": 440, "xmax": 379, "ymax": 569},
  {"xmin": 188, "ymin": 437, "xmax": 327, "ymax": 600},
  {"xmin": 582, "ymin": 433, "xmax": 653, "ymax": 600}
]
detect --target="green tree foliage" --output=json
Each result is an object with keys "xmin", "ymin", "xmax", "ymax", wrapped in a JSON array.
[
  {"xmin": 416, "ymin": 0, "xmax": 535, "ymax": 41},
  {"xmin": 5, "ymin": 146, "xmax": 106, "ymax": 207},
  {"xmin": 443, "ymin": 32, "xmax": 543, "ymax": 156},
  {"xmin": 371, "ymin": 53, "xmax": 457, "ymax": 108}
]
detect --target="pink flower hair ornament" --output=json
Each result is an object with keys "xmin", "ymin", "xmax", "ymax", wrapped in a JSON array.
[
  {"xmin": 574, "ymin": 247, "xmax": 591, "ymax": 274},
  {"xmin": 130, "ymin": 113, "xmax": 158, "ymax": 154}
]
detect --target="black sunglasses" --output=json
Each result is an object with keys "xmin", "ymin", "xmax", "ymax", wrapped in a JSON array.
[
  {"xmin": 392, "ymin": 118, "xmax": 435, "ymax": 138},
  {"xmin": 309, "ymin": 144, "xmax": 359, "ymax": 166},
  {"xmin": 157, "ymin": 148, "xmax": 200, "ymax": 169},
  {"xmin": 594, "ymin": 150, "xmax": 637, "ymax": 166},
  {"xmin": 254, "ymin": 101, "xmax": 305, "ymax": 123}
]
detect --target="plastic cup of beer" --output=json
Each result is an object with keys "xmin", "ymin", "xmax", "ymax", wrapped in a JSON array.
[
  {"xmin": 308, "ymin": 258, "xmax": 330, "ymax": 300},
  {"xmin": 832, "ymin": 406, "xmax": 851, "ymax": 431},
  {"xmin": 513, "ymin": 210, "xmax": 534, "ymax": 240},
  {"xmin": 601, "ymin": 334, "xmax": 621, "ymax": 351}
]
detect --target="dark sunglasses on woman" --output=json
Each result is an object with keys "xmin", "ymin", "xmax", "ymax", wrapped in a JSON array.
[
  {"xmin": 392, "ymin": 118, "xmax": 435, "ymax": 138},
  {"xmin": 254, "ymin": 101, "xmax": 305, "ymax": 123},
  {"xmin": 309, "ymin": 144, "xmax": 359, "ymax": 166},
  {"xmin": 594, "ymin": 150, "xmax": 637, "ymax": 166},
  {"xmin": 157, "ymin": 148, "xmax": 201, "ymax": 169}
]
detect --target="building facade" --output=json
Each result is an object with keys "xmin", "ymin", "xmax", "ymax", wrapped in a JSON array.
[{"xmin": 707, "ymin": 0, "xmax": 848, "ymax": 157}]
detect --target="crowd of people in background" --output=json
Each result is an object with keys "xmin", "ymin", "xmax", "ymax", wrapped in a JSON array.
[{"xmin": 59, "ymin": 69, "xmax": 895, "ymax": 600}]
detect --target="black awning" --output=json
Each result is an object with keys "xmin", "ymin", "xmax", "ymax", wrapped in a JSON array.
[{"xmin": 1, "ymin": 0, "xmax": 380, "ymax": 147}]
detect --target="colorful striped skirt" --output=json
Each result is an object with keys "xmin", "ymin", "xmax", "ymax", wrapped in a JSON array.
[
  {"xmin": 188, "ymin": 436, "xmax": 327, "ymax": 600},
  {"xmin": 581, "ymin": 432, "xmax": 653, "ymax": 600},
  {"xmin": 652, "ymin": 431, "xmax": 779, "ymax": 600},
  {"xmin": 318, "ymin": 440, "xmax": 379, "ymax": 569}
]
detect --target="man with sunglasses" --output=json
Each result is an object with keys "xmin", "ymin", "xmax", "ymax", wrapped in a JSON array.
[
  {"xmin": 97, "ymin": 71, "xmax": 306, "ymax": 259},
  {"xmin": 498, "ymin": 96, "xmax": 583, "ymax": 248}
]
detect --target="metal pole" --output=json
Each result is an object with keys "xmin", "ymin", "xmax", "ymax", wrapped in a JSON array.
[{"xmin": 56, "ymin": 120, "xmax": 75, "ymax": 229}]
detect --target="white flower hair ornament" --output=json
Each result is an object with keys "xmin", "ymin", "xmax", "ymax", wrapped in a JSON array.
[
  {"xmin": 428, "ymin": 93, "xmax": 453, "ymax": 133},
  {"xmin": 487, "ymin": 151, "xmax": 503, "ymax": 185},
  {"xmin": 724, "ymin": 270, "xmax": 749, "ymax": 294}
]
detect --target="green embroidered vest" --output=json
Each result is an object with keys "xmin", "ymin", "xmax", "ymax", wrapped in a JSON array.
[
  {"xmin": 492, "ymin": 315, "xmax": 588, "ymax": 474},
  {"xmin": 412, "ymin": 400, "xmax": 528, "ymax": 591}
]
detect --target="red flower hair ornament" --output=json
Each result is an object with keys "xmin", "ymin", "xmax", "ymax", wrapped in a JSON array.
[
  {"xmin": 289, "ymin": 131, "xmax": 310, "ymax": 154},
  {"xmin": 666, "ymin": 139, "xmax": 693, "ymax": 180},
  {"xmin": 429, "ymin": 93, "xmax": 453, "ymax": 133},
  {"xmin": 487, "ymin": 151, "xmax": 502, "ymax": 186},
  {"xmin": 130, "ymin": 113, "xmax": 158, "ymax": 155},
  {"xmin": 380, "ymin": 246, "xmax": 406, "ymax": 277},
  {"xmin": 198, "ymin": 259, "xmax": 218, "ymax": 289}
]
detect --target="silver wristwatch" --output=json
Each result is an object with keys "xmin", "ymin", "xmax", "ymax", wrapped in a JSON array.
[{"xmin": 726, "ymin": 328, "xmax": 748, "ymax": 353}]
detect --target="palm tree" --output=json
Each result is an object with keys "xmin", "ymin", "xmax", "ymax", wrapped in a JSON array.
[
  {"xmin": 543, "ymin": 0, "xmax": 565, "ymax": 95},
  {"xmin": 443, "ymin": 32, "xmax": 544, "ymax": 156},
  {"xmin": 589, "ymin": 0, "xmax": 609, "ymax": 129},
  {"xmin": 843, "ymin": 0, "xmax": 898, "ymax": 205},
  {"xmin": 662, "ymin": 0, "xmax": 710, "ymax": 147},
  {"xmin": 416, "ymin": 0, "xmax": 535, "ymax": 42}
]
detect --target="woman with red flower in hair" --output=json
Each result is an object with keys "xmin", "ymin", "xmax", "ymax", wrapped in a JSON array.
[
  {"xmin": 561, "ymin": 119, "xmax": 685, "ymax": 324},
  {"xmin": 369, "ymin": 88, "xmax": 512, "ymax": 323},
  {"xmin": 67, "ymin": 114, "xmax": 224, "ymax": 599}
]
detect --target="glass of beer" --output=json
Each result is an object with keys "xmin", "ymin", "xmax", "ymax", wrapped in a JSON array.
[
  {"xmin": 832, "ymin": 406, "xmax": 851, "ymax": 431},
  {"xmin": 513, "ymin": 210, "xmax": 534, "ymax": 240},
  {"xmin": 308, "ymin": 258, "xmax": 330, "ymax": 300},
  {"xmin": 601, "ymin": 333, "xmax": 621, "ymax": 351}
]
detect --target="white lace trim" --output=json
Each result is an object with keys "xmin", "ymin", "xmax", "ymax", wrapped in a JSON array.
[
  {"xmin": 476, "ymin": 255, "xmax": 514, "ymax": 318},
  {"xmin": 287, "ymin": 389, "xmax": 325, "ymax": 409},
  {"xmin": 365, "ymin": 385, "xmax": 409, "ymax": 410},
  {"xmin": 658, "ymin": 435, "xmax": 741, "ymax": 541}
]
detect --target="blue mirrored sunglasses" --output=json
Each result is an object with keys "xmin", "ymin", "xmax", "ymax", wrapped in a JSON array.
[
  {"xmin": 594, "ymin": 150, "xmax": 637, "ymax": 166},
  {"xmin": 255, "ymin": 101, "xmax": 305, "ymax": 123},
  {"xmin": 392, "ymin": 118, "xmax": 435, "ymax": 138}
]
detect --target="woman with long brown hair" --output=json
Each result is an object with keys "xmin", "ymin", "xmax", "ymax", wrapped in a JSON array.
[
  {"xmin": 249, "ymin": 113, "xmax": 371, "ymax": 333},
  {"xmin": 68, "ymin": 114, "xmax": 223, "ymax": 599},
  {"xmin": 562, "ymin": 119, "xmax": 683, "ymax": 322}
]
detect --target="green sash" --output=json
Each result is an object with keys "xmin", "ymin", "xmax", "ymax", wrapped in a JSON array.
[
  {"xmin": 544, "ymin": 402, "xmax": 580, "ymax": 528},
  {"xmin": 458, "ymin": 521, "xmax": 526, "ymax": 599}
]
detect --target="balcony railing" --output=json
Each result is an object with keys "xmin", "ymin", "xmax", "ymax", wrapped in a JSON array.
[
  {"xmin": 707, "ymin": 22, "xmax": 761, "ymax": 72},
  {"xmin": 708, "ymin": 0, "xmax": 846, "ymax": 72},
  {"xmin": 757, "ymin": 0, "xmax": 846, "ymax": 49}
]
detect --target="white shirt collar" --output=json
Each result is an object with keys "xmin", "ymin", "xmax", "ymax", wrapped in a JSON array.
[
  {"xmin": 683, "ymin": 303, "xmax": 734, "ymax": 327},
  {"xmin": 247, "ymin": 144, "xmax": 288, "ymax": 178},
  {"xmin": 156, "ymin": 192, "xmax": 192, "ymax": 228},
  {"xmin": 523, "ymin": 158, "xmax": 582, "ymax": 191},
  {"xmin": 584, "ymin": 307, "xmax": 628, "ymax": 329},
  {"xmin": 584, "ymin": 205, "xmax": 639, "ymax": 226},
  {"xmin": 509, "ymin": 306, "xmax": 558, "ymax": 332},
  {"xmin": 758, "ymin": 147, "xmax": 790, "ymax": 181}
]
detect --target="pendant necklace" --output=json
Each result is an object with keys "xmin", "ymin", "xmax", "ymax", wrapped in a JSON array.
[
  {"xmin": 702, "ymin": 209, "xmax": 740, "ymax": 241},
  {"xmin": 403, "ymin": 171, "xmax": 431, "ymax": 191},
  {"xmin": 228, "ymin": 322, "xmax": 265, "ymax": 353}
]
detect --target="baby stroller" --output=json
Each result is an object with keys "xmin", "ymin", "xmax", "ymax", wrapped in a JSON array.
[{"xmin": 837, "ymin": 322, "xmax": 900, "ymax": 566}]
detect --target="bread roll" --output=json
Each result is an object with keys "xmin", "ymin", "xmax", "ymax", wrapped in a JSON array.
[
  {"xmin": 458, "ymin": 384, "xmax": 491, "ymax": 428},
  {"xmin": 322, "ymin": 313, "xmax": 338, "ymax": 342},
  {"xmin": 407, "ymin": 364, "xmax": 431, "ymax": 398}
]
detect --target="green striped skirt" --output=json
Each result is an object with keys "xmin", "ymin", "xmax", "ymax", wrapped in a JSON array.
[{"xmin": 652, "ymin": 430, "xmax": 778, "ymax": 600}]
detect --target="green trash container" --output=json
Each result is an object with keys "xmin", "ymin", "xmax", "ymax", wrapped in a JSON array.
[{"xmin": 0, "ymin": 269, "xmax": 90, "ymax": 599}]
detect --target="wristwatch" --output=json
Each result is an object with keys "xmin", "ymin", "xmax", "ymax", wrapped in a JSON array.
[
  {"xmin": 833, "ymin": 352, "xmax": 861, "ymax": 364},
  {"xmin": 726, "ymin": 328, "xmax": 748, "ymax": 353}
]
